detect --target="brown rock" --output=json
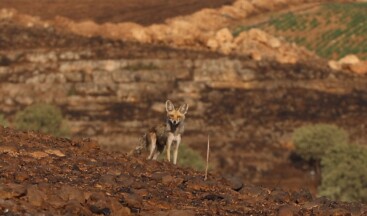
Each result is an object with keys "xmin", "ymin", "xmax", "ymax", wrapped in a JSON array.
[
  {"xmin": 215, "ymin": 28, "xmax": 234, "ymax": 44},
  {"xmin": 59, "ymin": 185, "xmax": 85, "ymax": 203},
  {"xmin": 162, "ymin": 175, "xmax": 174, "ymax": 185},
  {"xmin": 278, "ymin": 205, "xmax": 299, "ymax": 216},
  {"xmin": 348, "ymin": 61, "xmax": 367, "ymax": 74},
  {"xmin": 110, "ymin": 198, "xmax": 131, "ymax": 215},
  {"xmin": 29, "ymin": 151, "xmax": 49, "ymax": 159},
  {"xmin": 0, "ymin": 184, "xmax": 26, "ymax": 199},
  {"xmin": 47, "ymin": 194, "xmax": 66, "ymax": 208},
  {"xmin": 167, "ymin": 210, "xmax": 196, "ymax": 216},
  {"xmin": 63, "ymin": 199, "xmax": 90, "ymax": 215},
  {"xmin": 26, "ymin": 185, "xmax": 46, "ymax": 207},
  {"xmin": 44, "ymin": 149, "xmax": 65, "ymax": 157},
  {"xmin": 121, "ymin": 193, "xmax": 143, "ymax": 208},
  {"xmin": 14, "ymin": 171, "xmax": 29, "ymax": 182},
  {"xmin": 0, "ymin": 145, "xmax": 18, "ymax": 156},
  {"xmin": 99, "ymin": 174, "xmax": 116, "ymax": 187},
  {"xmin": 328, "ymin": 60, "xmax": 342, "ymax": 71},
  {"xmin": 338, "ymin": 54, "xmax": 360, "ymax": 65}
]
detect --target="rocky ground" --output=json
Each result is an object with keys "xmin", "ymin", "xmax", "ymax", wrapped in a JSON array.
[
  {"xmin": 0, "ymin": 126, "xmax": 366, "ymax": 215},
  {"xmin": 0, "ymin": 0, "xmax": 367, "ymax": 212}
]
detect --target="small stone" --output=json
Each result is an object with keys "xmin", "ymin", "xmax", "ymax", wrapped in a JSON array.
[
  {"xmin": 225, "ymin": 176, "xmax": 243, "ymax": 191},
  {"xmin": 45, "ymin": 149, "xmax": 65, "ymax": 157},
  {"xmin": 59, "ymin": 185, "xmax": 85, "ymax": 203},
  {"xmin": 161, "ymin": 175, "xmax": 174, "ymax": 185},
  {"xmin": 349, "ymin": 61, "xmax": 367, "ymax": 74},
  {"xmin": 14, "ymin": 172, "xmax": 29, "ymax": 182},
  {"xmin": 0, "ymin": 184, "xmax": 26, "ymax": 199},
  {"xmin": 0, "ymin": 146, "xmax": 18, "ymax": 156},
  {"xmin": 26, "ymin": 185, "xmax": 46, "ymax": 207},
  {"xmin": 167, "ymin": 209, "xmax": 196, "ymax": 216},
  {"xmin": 110, "ymin": 198, "xmax": 131, "ymax": 215},
  {"xmin": 278, "ymin": 205, "xmax": 299, "ymax": 216},
  {"xmin": 338, "ymin": 54, "xmax": 360, "ymax": 65},
  {"xmin": 29, "ymin": 151, "xmax": 49, "ymax": 159}
]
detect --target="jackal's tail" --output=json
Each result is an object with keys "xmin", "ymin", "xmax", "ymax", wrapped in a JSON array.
[{"xmin": 128, "ymin": 133, "xmax": 147, "ymax": 156}]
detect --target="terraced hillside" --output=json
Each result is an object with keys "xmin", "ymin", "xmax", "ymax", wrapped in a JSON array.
[{"xmin": 234, "ymin": 2, "xmax": 367, "ymax": 60}]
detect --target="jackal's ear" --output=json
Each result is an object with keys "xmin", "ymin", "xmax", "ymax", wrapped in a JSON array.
[
  {"xmin": 166, "ymin": 100, "xmax": 175, "ymax": 112},
  {"xmin": 178, "ymin": 103, "xmax": 188, "ymax": 114}
]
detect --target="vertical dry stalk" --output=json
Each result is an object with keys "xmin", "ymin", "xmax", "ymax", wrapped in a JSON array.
[{"xmin": 204, "ymin": 135, "xmax": 210, "ymax": 181}]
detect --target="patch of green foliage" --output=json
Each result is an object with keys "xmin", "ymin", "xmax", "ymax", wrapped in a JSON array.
[
  {"xmin": 318, "ymin": 144, "xmax": 367, "ymax": 202},
  {"xmin": 14, "ymin": 103, "xmax": 70, "ymax": 137},
  {"xmin": 159, "ymin": 144, "xmax": 206, "ymax": 171},
  {"xmin": 269, "ymin": 12, "xmax": 308, "ymax": 31},
  {"xmin": 233, "ymin": 2, "xmax": 367, "ymax": 60},
  {"xmin": 176, "ymin": 144, "xmax": 206, "ymax": 171},
  {"xmin": 0, "ymin": 114, "xmax": 8, "ymax": 127},
  {"xmin": 292, "ymin": 124, "xmax": 348, "ymax": 161}
]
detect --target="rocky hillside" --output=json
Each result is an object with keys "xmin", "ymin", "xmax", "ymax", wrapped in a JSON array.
[
  {"xmin": 1, "ymin": 20, "xmax": 367, "ymax": 193},
  {"xmin": 0, "ymin": 126, "xmax": 366, "ymax": 215},
  {"xmin": 0, "ymin": 0, "xmax": 358, "ymax": 65},
  {"xmin": 234, "ymin": 2, "xmax": 367, "ymax": 60},
  {"xmin": 0, "ymin": 0, "xmax": 235, "ymax": 25}
]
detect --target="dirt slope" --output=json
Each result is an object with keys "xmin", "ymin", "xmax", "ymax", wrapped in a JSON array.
[
  {"xmin": 0, "ymin": 0, "xmax": 234, "ymax": 25},
  {"xmin": 0, "ymin": 127, "xmax": 366, "ymax": 215}
]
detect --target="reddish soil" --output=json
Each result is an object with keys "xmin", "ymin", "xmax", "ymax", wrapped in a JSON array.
[
  {"xmin": 0, "ymin": 127, "xmax": 365, "ymax": 215},
  {"xmin": 0, "ymin": 0, "xmax": 235, "ymax": 25}
]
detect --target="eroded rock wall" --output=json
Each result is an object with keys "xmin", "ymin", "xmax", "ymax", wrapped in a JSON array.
[{"xmin": 0, "ymin": 48, "xmax": 366, "ymax": 185}]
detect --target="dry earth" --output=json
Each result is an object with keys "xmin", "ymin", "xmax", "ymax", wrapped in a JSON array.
[
  {"xmin": 0, "ymin": 0, "xmax": 366, "ymax": 212},
  {"xmin": 0, "ymin": 0, "xmax": 235, "ymax": 25},
  {"xmin": 0, "ymin": 127, "xmax": 366, "ymax": 215}
]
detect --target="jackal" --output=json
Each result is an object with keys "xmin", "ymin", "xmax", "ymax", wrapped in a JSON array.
[{"xmin": 134, "ymin": 100, "xmax": 188, "ymax": 165}]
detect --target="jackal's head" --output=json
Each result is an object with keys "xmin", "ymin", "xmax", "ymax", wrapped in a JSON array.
[{"xmin": 165, "ymin": 100, "xmax": 188, "ymax": 125}]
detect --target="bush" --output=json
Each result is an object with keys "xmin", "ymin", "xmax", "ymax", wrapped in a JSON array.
[
  {"xmin": 292, "ymin": 124, "xmax": 348, "ymax": 161},
  {"xmin": 177, "ymin": 144, "xmax": 206, "ymax": 171},
  {"xmin": 14, "ymin": 103, "xmax": 70, "ymax": 137},
  {"xmin": 318, "ymin": 145, "xmax": 367, "ymax": 202},
  {"xmin": 0, "ymin": 114, "xmax": 8, "ymax": 127},
  {"xmin": 158, "ymin": 144, "xmax": 206, "ymax": 171}
]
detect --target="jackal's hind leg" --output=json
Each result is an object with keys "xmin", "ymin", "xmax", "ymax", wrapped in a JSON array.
[{"xmin": 147, "ymin": 132, "xmax": 157, "ymax": 160}]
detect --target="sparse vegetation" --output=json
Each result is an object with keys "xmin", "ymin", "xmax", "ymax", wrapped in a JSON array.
[
  {"xmin": 293, "ymin": 123, "xmax": 367, "ymax": 202},
  {"xmin": 14, "ymin": 103, "xmax": 70, "ymax": 137},
  {"xmin": 292, "ymin": 124, "xmax": 348, "ymax": 162},
  {"xmin": 319, "ymin": 144, "xmax": 367, "ymax": 202},
  {"xmin": 234, "ymin": 2, "xmax": 367, "ymax": 59},
  {"xmin": 159, "ymin": 144, "xmax": 206, "ymax": 171},
  {"xmin": 177, "ymin": 144, "xmax": 206, "ymax": 171},
  {"xmin": 0, "ymin": 114, "xmax": 8, "ymax": 127}
]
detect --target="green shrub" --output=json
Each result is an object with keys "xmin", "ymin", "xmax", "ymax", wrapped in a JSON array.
[
  {"xmin": 292, "ymin": 124, "xmax": 348, "ymax": 162},
  {"xmin": 14, "ymin": 103, "xmax": 70, "ymax": 137},
  {"xmin": 177, "ymin": 144, "xmax": 206, "ymax": 171},
  {"xmin": 318, "ymin": 145, "xmax": 367, "ymax": 202},
  {"xmin": 159, "ymin": 144, "xmax": 206, "ymax": 171},
  {"xmin": 0, "ymin": 114, "xmax": 8, "ymax": 127}
]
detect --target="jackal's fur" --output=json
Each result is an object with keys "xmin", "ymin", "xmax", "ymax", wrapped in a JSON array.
[{"xmin": 133, "ymin": 100, "xmax": 188, "ymax": 165}]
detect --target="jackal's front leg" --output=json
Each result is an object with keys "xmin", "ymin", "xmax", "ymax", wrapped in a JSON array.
[
  {"xmin": 173, "ymin": 134, "xmax": 181, "ymax": 165},
  {"xmin": 166, "ymin": 133, "xmax": 174, "ymax": 162}
]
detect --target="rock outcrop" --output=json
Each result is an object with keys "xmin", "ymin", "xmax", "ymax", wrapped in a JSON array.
[{"xmin": 329, "ymin": 54, "xmax": 367, "ymax": 74}]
